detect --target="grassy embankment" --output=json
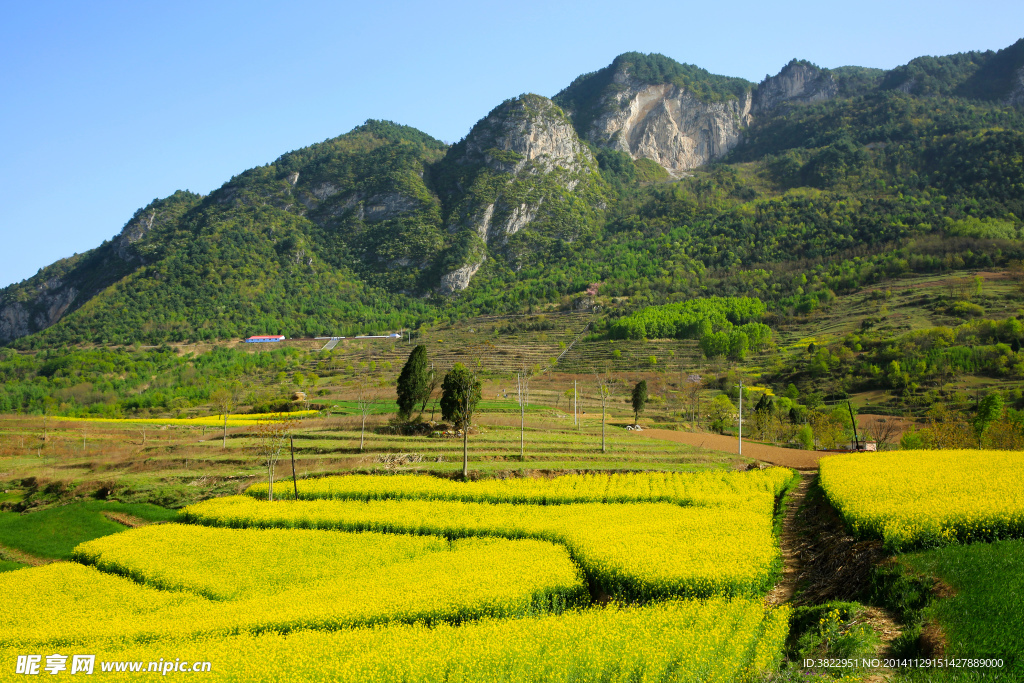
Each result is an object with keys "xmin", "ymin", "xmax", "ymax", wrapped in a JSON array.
[{"xmin": 0, "ymin": 500, "xmax": 178, "ymax": 572}]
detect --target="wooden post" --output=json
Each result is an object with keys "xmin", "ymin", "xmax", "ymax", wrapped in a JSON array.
[
  {"xmin": 291, "ymin": 435, "xmax": 298, "ymax": 499},
  {"xmin": 848, "ymin": 401, "xmax": 860, "ymax": 451},
  {"xmin": 737, "ymin": 378, "xmax": 743, "ymax": 456},
  {"xmin": 518, "ymin": 373, "xmax": 525, "ymax": 462},
  {"xmin": 601, "ymin": 393, "xmax": 606, "ymax": 453}
]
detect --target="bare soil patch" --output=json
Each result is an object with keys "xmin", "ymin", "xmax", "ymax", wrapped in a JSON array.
[
  {"xmin": 631, "ymin": 428, "xmax": 821, "ymax": 470},
  {"xmin": 790, "ymin": 477, "xmax": 889, "ymax": 605},
  {"xmin": 0, "ymin": 543, "xmax": 55, "ymax": 567},
  {"xmin": 767, "ymin": 472, "xmax": 813, "ymax": 606},
  {"xmin": 101, "ymin": 511, "xmax": 154, "ymax": 528}
]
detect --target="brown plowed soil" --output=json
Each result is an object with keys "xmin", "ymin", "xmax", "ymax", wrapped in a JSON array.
[
  {"xmin": 630, "ymin": 428, "xmax": 822, "ymax": 470},
  {"xmin": 767, "ymin": 472, "xmax": 813, "ymax": 606},
  {"xmin": 0, "ymin": 543, "xmax": 55, "ymax": 567},
  {"xmin": 102, "ymin": 511, "xmax": 153, "ymax": 528}
]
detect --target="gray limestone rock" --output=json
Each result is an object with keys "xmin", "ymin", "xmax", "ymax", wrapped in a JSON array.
[
  {"xmin": 438, "ymin": 94, "xmax": 600, "ymax": 292},
  {"xmin": 753, "ymin": 61, "xmax": 839, "ymax": 112},
  {"xmin": 1005, "ymin": 65, "xmax": 1024, "ymax": 107},
  {"xmin": 588, "ymin": 76, "xmax": 754, "ymax": 177},
  {"xmin": 113, "ymin": 210, "xmax": 156, "ymax": 263}
]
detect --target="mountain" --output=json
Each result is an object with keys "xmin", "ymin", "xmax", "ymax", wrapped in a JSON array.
[
  {"xmin": 0, "ymin": 191, "xmax": 203, "ymax": 343},
  {"xmin": 879, "ymin": 38, "xmax": 1024, "ymax": 104},
  {"xmin": 2, "ymin": 122, "xmax": 444, "ymax": 346},
  {"xmin": 432, "ymin": 94, "xmax": 605, "ymax": 293},
  {"xmin": 3, "ymin": 39, "xmax": 1024, "ymax": 347},
  {"xmin": 553, "ymin": 52, "xmax": 756, "ymax": 176}
]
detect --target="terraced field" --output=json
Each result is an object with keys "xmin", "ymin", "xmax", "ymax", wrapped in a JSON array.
[{"xmin": 1, "ymin": 470, "xmax": 793, "ymax": 682}]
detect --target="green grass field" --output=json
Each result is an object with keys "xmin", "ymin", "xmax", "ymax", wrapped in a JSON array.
[
  {"xmin": 0, "ymin": 559, "xmax": 24, "ymax": 573},
  {"xmin": 900, "ymin": 539, "xmax": 1024, "ymax": 675},
  {"xmin": 0, "ymin": 500, "xmax": 177, "ymax": 559}
]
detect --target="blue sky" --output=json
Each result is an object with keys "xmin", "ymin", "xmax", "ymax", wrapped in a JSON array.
[{"xmin": 2, "ymin": 0, "xmax": 1022, "ymax": 288}]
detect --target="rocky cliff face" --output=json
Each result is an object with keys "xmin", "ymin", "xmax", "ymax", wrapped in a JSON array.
[
  {"xmin": 113, "ymin": 210, "xmax": 156, "ymax": 262},
  {"xmin": 452, "ymin": 95, "xmax": 591, "ymax": 179},
  {"xmin": 585, "ymin": 76, "xmax": 753, "ymax": 178},
  {"xmin": 0, "ymin": 277, "xmax": 80, "ymax": 344},
  {"xmin": 0, "ymin": 191, "xmax": 202, "ymax": 344},
  {"xmin": 437, "ymin": 94, "xmax": 603, "ymax": 293},
  {"xmin": 753, "ymin": 61, "xmax": 838, "ymax": 112},
  {"xmin": 1006, "ymin": 64, "xmax": 1024, "ymax": 106},
  {"xmin": 0, "ymin": 302, "xmax": 29, "ymax": 343},
  {"xmin": 558, "ymin": 57, "xmax": 839, "ymax": 179}
]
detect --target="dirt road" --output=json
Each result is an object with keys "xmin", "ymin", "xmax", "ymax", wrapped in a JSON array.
[{"xmin": 631, "ymin": 428, "xmax": 822, "ymax": 470}]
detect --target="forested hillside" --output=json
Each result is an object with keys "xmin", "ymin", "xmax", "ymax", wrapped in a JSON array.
[{"xmin": 2, "ymin": 39, "xmax": 1023, "ymax": 349}]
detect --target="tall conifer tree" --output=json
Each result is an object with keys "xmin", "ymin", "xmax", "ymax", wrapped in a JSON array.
[{"xmin": 396, "ymin": 345, "xmax": 429, "ymax": 419}]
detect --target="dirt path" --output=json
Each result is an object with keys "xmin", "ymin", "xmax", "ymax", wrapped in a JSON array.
[
  {"xmin": 777, "ymin": 473, "xmax": 903, "ymax": 682},
  {"xmin": 631, "ymin": 428, "xmax": 821, "ymax": 470},
  {"xmin": 767, "ymin": 472, "xmax": 813, "ymax": 606},
  {"xmin": 0, "ymin": 543, "xmax": 55, "ymax": 567},
  {"xmin": 101, "ymin": 511, "xmax": 153, "ymax": 528},
  {"xmin": 862, "ymin": 606, "xmax": 905, "ymax": 683}
]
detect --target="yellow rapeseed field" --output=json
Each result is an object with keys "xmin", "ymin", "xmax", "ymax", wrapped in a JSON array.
[
  {"xmin": 0, "ymin": 599, "xmax": 790, "ymax": 682},
  {"xmin": 74, "ymin": 525, "xmax": 451, "ymax": 600},
  {"xmin": 1, "ymin": 468, "xmax": 797, "ymax": 679},
  {"xmin": 56, "ymin": 411, "xmax": 318, "ymax": 427},
  {"xmin": 2, "ymin": 530, "xmax": 586, "ymax": 648},
  {"xmin": 246, "ymin": 469, "xmax": 794, "ymax": 514},
  {"xmin": 820, "ymin": 449, "xmax": 1024, "ymax": 549},
  {"xmin": 182, "ymin": 496, "xmax": 780, "ymax": 600}
]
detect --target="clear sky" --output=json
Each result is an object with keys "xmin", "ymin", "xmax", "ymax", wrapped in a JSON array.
[{"xmin": 2, "ymin": 0, "xmax": 1022, "ymax": 288}]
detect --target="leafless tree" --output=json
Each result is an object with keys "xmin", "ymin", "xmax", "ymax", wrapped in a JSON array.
[
  {"xmin": 251, "ymin": 419, "xmax": 296, "ymax": 501},
  {"xmin": 684, "ymin": 373, "xmax": 704, "ymax": 430},
  {"xmin": 211, "ymin": 387, "xmax": 235, "ymax": 449},
  {"xmin": 516, "ymin": 372, "xmax": 530, "ymax": 461},
  {"xmin": 594, "ymin": 370, "xmax": 616, "ymax": 453},
  {"xmin": 864, "ymin": 417, "xmax": 901, "ymax": 450},
  {"xmin": 356, "ymin": 378, "xmax": 379, "ymax": 452}
]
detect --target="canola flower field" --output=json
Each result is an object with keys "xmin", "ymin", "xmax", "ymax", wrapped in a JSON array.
[
  {"xmin": 182, "ymin": 496, "xmax": 780, "ymax": 601},
  {"xmin": 55, "ymin": 411, "xmax": 318, "ymax": 427},
  {"xmin": 246, "ymin": 469, "xmax": 793, "ymax": 513},
  {"xmin": 820, "ymin": 450, "xmax": 1024, "ymax": 550},
  {"xmin": 73, "ymin": 524, "xmax": 582, "ymax": 604},
  {"xmin": 3, "ymin": 530, "xmax": 585, "ymax": 647},
  {"xmin": 0, "ymin": 599, "xmax": 789, "ymax": 683},
  {"xmin": 3, "ymin": 470, "xmax": 798, "ymax": 681}
]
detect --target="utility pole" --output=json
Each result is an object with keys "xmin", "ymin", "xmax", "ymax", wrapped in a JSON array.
[
  {"xmin": 601, "ymin": 384, "xmax": 607, "ymax": 453},
  {"xmin": 573, "ymin": 380, "xmax": 577, "ymax": 427},
  {"xmin": 848, "ymin": 401, "xmax": 860, "ymax": 451},
  {"xmin": 736, "ymin": 377, "xmax": 744, "ymax": 456},
  {"xmin": 290, "ymin": 435, "xmax": 298, "ymax": 499},
  {"xmin": 517, "ymin": 373, "xmax": 525, "ymax": 461},
  {"xmin": 462, "ymin": 376, "xmax": 471, "ymax": 479}
]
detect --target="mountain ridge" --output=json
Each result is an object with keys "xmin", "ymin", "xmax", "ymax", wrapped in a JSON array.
[{"xmin": 3, "ymin": 39, "xmax": 1024, "ymax": 346}]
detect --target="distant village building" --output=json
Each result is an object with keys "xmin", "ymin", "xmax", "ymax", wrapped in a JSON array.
[{"xmin": 245, "ymin": 335, "xmax": 286, "ymax": 343}]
